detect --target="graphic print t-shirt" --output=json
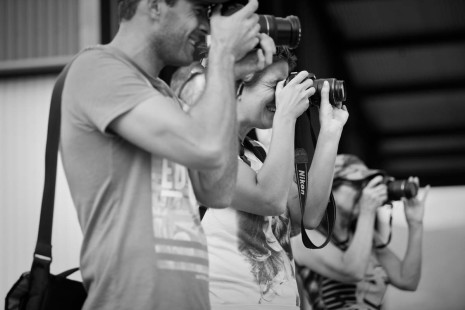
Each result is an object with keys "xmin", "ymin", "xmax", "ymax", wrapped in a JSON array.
[
  {"xmin": 203, "ymin": 144, "xmax": 300, "ymax": 310},
  {"xmin": 61, "ymin": 45, "xmax": 209, "ymax": 310}
]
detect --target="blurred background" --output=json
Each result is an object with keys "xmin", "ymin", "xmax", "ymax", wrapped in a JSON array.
[{"xmin": 1, "ymin": 0, "xmax": 464, "ymax": 309}]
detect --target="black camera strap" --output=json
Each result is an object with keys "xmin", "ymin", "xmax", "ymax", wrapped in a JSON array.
[
  {"xmin": 294, "ymin": 108, "xmax": 336, "ymax": 249},
  {"xmin": 33, "ymin": 62, "xmax": 73, "ymax": 266},
  {"xmin": 242, "ymin": 119, "xmax": 335, "ymax": 250}
]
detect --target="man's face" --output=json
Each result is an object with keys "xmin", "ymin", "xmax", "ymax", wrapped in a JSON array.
[
  {"xmin": 240, "ymin": 60, "xmax": 290, "ymax": 130},
  {"xmin": 157, "ymin": 0, "xmax": 209, "ymax": 66}
]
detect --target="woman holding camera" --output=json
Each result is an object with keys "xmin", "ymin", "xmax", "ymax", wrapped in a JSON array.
[
  {"xmin": 172, "ymin": 43, "xmax": 348, "ymax": 309},
  {"xmin": 291, "ymin": 154, "xmax": 429, "ymax": 310}
]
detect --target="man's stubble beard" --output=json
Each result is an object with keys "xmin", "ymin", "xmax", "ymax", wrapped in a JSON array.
[{"xmin": 152, "ymin": 31, "xmax": 193, "ymax": 68}]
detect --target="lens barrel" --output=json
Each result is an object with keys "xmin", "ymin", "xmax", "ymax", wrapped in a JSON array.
[
  {"xmin": 284, "ymin": 72, "xmax": 347, "ymax": 107},
  {"xmin": 311, "ymin": 78, "xmax": 346, "ymax": 107},
  {"xmin": 258, "ymin": 15, "xmax": 301, "ymax": 49},
  {"xmin": 221, "ymin": 3, "xmax": 301, "ymax": 49},
  {"xmin": 386, "ymin": 179, "xmax": 419, "ymax": 201}
]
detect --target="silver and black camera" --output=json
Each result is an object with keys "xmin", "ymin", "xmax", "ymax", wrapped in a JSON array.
[
  {"xmin": 363, "ymin": 173, "xmax": 419, "ymax": 202},
  {"xmin": 383, "ymin": 176, "xmax": 419, "ymax": 201},
  {"xmin": 284, "ymin": 72, "xmax": 346, "ymax": 107}
]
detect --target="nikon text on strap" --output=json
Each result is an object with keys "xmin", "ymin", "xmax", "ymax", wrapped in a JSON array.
[
  {"xmin": 294, "ymin": 108, "xmax": 336, "ymax": 249},
  {"xmin": 242, "ymin": 128, "xmax": 335, "ymax": 249}
]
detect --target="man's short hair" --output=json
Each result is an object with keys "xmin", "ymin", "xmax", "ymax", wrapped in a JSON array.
[{"xmin": 118, "ymin": 0, "xmax": 178, "ymax": 22}]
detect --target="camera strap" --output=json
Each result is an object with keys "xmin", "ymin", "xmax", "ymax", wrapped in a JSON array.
[
  {"xmin": 242, "ymin": 121, "xmax": 335, "ymax": 249},
  {"xmin": 294, "ymin": 108, "xmax": 336, "ymax": 249}
]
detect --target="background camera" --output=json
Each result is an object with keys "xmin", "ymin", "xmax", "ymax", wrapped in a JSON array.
[{"xmin": 383, "ymin": 177, "xmax": 419, "ymax": 201}]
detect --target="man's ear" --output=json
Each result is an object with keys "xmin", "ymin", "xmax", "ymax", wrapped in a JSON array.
[{"xmin": 148, "ymin": 0, "xmax": 162, "ymax": 19}]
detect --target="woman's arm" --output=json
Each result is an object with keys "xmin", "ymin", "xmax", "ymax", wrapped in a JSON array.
[
  {"xmin": 231, "ymin": 72, "xmax": 313, "ymax": 215},
  {"xmin": 292, "ymin": 210, "xmax": 375, "ymax": 282},
  {"xmin": 291, "ymin": 177, "xmax": 386, "ymax": 282},
  {"xmin": 288, "ymin": 82, "xmax": 348, "ymax": 229},
  {"xmin": 376, "ymin": 183, "xmax": 429, "ymax": 291}
]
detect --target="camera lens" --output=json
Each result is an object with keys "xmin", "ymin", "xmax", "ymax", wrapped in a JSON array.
[
  {"xmin": 283, "ymin": 73, "xmax": 347, "ymax": 107},
  {"xmin": 387, "ymin": 180, "xmax": 419, "ymax": 201},
  {"xmin": 258, "ymin": 15, "xmax": 301, "ymax": 49},
  {"xmin": 311, "ymin": 78, "xmax": 347, "ymax": 107},
  {"xmin": 221, "ymin": 3, "xmax": 301, "ymax": 49},
  {"xmin": 333, "ymin": 80, "xmax": 346, "ymax": 103}
]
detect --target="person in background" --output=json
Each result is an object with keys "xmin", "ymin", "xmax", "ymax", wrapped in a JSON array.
[
  {"xmin": 173, "ymin": 46, "xmax": 348, "ymax": 309},
  {"xmin": 291, "ymin": 154, "xmax": 429, "ymax": 310},
  {"xmin": 60, "ymin": 0, "xmax": 275, "ymax": 309}
]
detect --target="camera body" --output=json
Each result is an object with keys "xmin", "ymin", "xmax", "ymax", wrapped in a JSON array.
[
  {"xmin": 363, "ymin": 173, "xmax": 419, "ymax": 202},
  {"xmin": 221, "ymin": 1, "xmax": 301, "ymax": 49},
  {"xmin": 284, "ymin": 72, "xmax": 346, "ymax": 107},
  {"xmin": 383, "ymin": 176, "xmax": 419, "ymax": 201}
]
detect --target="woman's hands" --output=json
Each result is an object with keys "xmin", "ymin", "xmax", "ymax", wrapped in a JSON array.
[
  {"xmin": 274, "ymin": 71, "xmax": 313, "ymax": 121},
  {"xmin": 359, "ymin": 176, "xmax": 388, "ymax": 215},
  {"xmin": 318, "ymin": 81, "xmax": 349, "ymax": 133},
  {"xmin": 403, "ymin": 177, "xmax": 429, "ymax": 227}
]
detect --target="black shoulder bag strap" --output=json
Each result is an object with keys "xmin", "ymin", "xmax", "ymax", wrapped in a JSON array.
[
  {"xmin": 31, "ymin": 46, "xmax": 144, "ymax": 267},
  {"xmin": 294, "ymin": 107, "xmax": 336, "ymax": 249},
  {"xmin": 29, "ymin": 62, "xmax": 74, "ymax": 287}
]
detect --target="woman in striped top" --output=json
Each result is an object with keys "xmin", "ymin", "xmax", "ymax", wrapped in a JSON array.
[{"xmin": 291, "ymin": 154, "xmax": 429, "ymax": 310}]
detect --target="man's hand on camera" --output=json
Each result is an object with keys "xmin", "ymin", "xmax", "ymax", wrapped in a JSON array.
[
  {"xmin": 403, "ymin": 177, "xmax": 429, "ymax": 227},
  {"xmin": 318, "ymin": 81, "xmax": 349, "ymax": 133},
  {"xmin": 234, "ymin": 33, "xmax": 276, "ymax": 80},
  {"xmin": 274, "ymin": 71, "xmax": 313, "ymax": 120},
  {"xmin": 358, "ymin": 176, "xmax": 388, "ymax": 215},
  {"xmin": 209, "ymin": 0, "xmax": 260, "ymax": 61}
]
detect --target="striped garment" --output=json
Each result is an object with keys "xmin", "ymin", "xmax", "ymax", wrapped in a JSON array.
[{"xmin": 297, "ymin": 241, "xmax": 388, "ymax": 310}]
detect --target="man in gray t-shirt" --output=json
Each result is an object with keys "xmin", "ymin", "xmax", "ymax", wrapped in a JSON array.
[{"xmin": 60, "ymin": 0, "xmax": 276, "ymax": 309}]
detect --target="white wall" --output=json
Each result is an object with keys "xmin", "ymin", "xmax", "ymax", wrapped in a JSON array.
[
  {"xmin": 0, "ymin": 76, "xmax": 83, "ymax": 309},
  {"xmin": 385, "ymin": 186, "xmax": 465, "ymax": 310}
]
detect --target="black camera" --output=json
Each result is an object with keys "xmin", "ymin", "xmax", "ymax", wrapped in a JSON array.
[
  {"xmin": 284, "ymin": 72, "xmax": 346, "ymax": 107},
  {"xmin": 221, "ymin": 2, "xmax": 301, "ymax": 49},
  {"xmin": 363, "ymin": 173, "xmax": 419, "ymax": 202},
  {"xmin": 383, "ymin": 177, "xmax": 419, "ymax": 201}
]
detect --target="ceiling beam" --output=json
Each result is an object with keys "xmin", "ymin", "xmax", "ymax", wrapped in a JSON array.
[
  {"xmin": 344, "ymin": 30, "xmax": 465, "ymax": 52},
  {"xmin": 378, "ymin": 128, "xmax": 465, "ymax": 139},
  {"xmin": 359, "ymin": 77, "xmax": 465, "ymax": 96}
]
